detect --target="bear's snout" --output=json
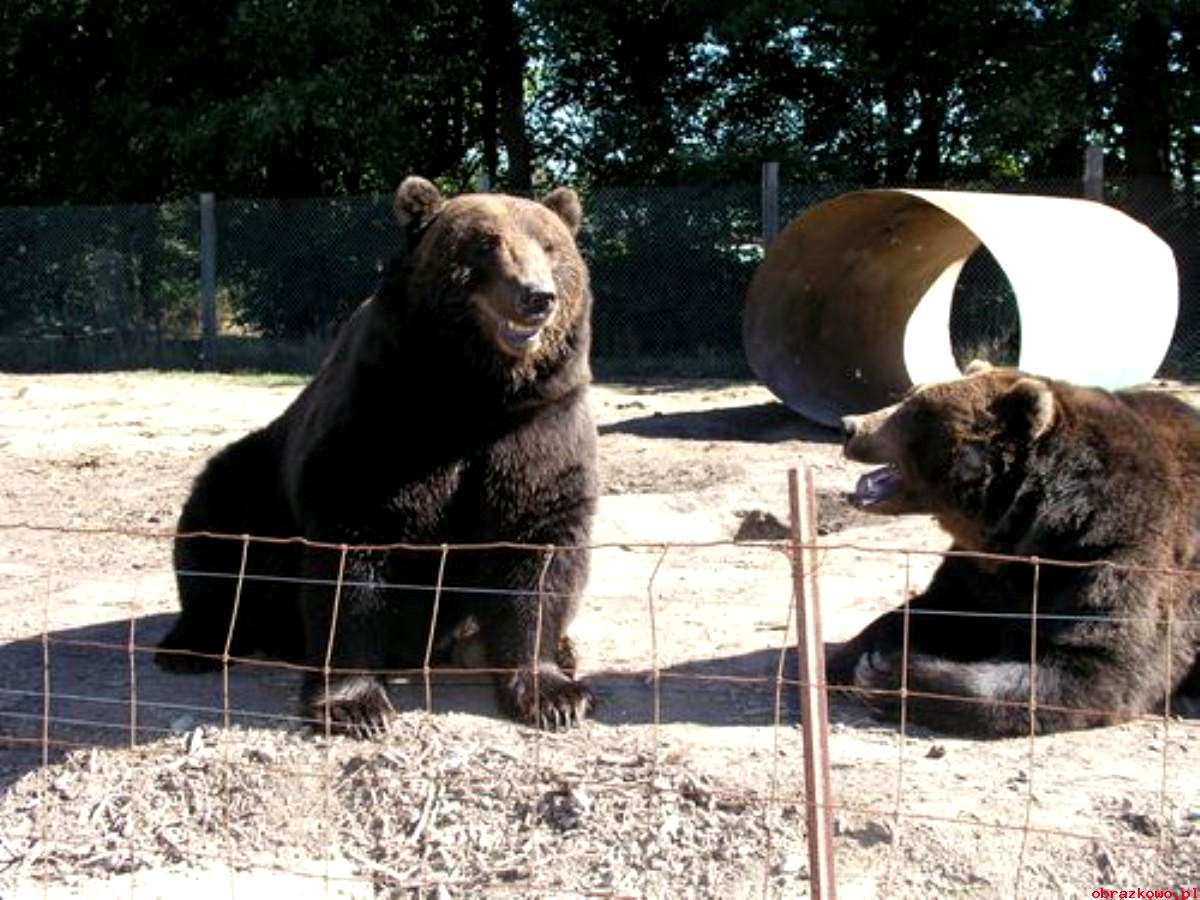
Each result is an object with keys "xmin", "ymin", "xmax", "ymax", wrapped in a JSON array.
[
  {"xmin": 517, "ymin": 285, "xmax": 557, "ymax": 322},
  {"xmin": 840, "ymin": 404, "xmax": 898, "ymax": 463},
  {"xmin": 841, "ymin": 414, "xmax": 863, "ymax": 441}
]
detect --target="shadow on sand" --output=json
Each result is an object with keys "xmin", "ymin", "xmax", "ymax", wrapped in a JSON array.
[
  {"xmin": 0, "ymin": 616, "xmax": 880, "ymax": 784},
  {"xmin": 599, "ymin": 400, "xmax": 837, "ymax": 444}
]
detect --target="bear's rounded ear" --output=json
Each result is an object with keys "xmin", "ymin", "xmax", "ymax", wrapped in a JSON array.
[
  {"xmin": 393, "ymin": 176, "xmax": 445, "ymax": 234},
  {"xmin": 964, "ymin": 359, "xmax": 993, "ymax": 376},
  {"xmin": 998, "ymin": 377, "xmax": 1056, "ymax": 440},
  {"xmin": 541, "ymin": 187, "xmax": 582, "ymax": 235}
]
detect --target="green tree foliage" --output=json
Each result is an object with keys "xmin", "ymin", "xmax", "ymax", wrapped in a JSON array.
[
  {"xmin": 580, "ymin": 184, "xmax": 760, "ymax": 365},
  {"xmin": 0, "ymin": 0, "xmax": 535, "ymax": 203},
  {"xmin": 0, "ymin": 201, "xmax": 197, "ymax": 344},
  {"xmin": 3, "ymin": 0, "xmax": 1195, "ymax": 200},
  {"xmin": 526, "ymin": 1, "xmax": 717, "ymax": 184},
  {"xmin": 1, "ymin": 0, "xmax": 1196, "ymax": 359},
  {"xmin": 217, "ymin": 196, "xmax": 397, "ymax": 338}
]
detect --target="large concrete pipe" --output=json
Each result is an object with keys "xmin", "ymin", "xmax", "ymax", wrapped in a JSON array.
[{"xmin": 742, "ymin": 190, "xmax": 1179, "ymax": 427}]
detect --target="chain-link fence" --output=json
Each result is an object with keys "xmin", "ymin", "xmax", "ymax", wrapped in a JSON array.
[
  {"xmin": 0, "ymin": 201, "xmax": 201, "ymax": 371},
  {"xmin": 1, "ymin": 176, "xmax": 1197, "ymax": 381}
]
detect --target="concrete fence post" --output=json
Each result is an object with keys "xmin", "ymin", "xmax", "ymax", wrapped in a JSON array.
[
  {"xmin": 1083, "ymin": 145, "xmax": 1105, "ymax": 202},
  {"xmin": 762, "ymin": 161, "xmax": 780, "ymax": 247},
  {"xmin": 199, "ymin": 192, "xmax": 218, "ymax": 370}
]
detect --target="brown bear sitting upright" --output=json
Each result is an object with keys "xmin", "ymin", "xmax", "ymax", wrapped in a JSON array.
[
  {"xmin": 826, "ymin": 361, "xmax": 1200, "ymax": 737},
  {"xmin": 156, "ymin": 176, "xmax": 597, "ymax": 737}
]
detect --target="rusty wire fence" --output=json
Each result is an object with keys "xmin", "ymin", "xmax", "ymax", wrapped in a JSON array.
[{"xmin": 0, "ymin": 474, "xmax": 1197, "ymax": 896}]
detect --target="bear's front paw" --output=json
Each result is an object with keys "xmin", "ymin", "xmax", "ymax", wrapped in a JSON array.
[
  {"xmin": 852, "ymin": 650, "xmax": 903, "ymax": 692},
  {"xmin": 850, "ymin": 650, "xmax": 908, "ymax": 720},
  {"xmin": 305, "ymin": 675, "xmax": 395, "ymax": 740},
  {"xmin": 501, "ymin": 665, "xmax": 595, "ymax": 730}
]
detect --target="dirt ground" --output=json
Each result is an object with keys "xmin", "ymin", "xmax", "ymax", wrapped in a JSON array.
[{"xmin": 0, "ymin": 371, "xmax": 1197, "ymax": 898}]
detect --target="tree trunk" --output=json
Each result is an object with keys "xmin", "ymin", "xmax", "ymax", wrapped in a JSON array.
[
  {"xmin": 1178, "ymin": 3, "xmax": 1199, "ymax": 204},
  {"xmin": 914, "ymin": 89, "xmax": 945, "ymax": 183},
  {"xmin": 480, "ymin": 61, "xmax": 499, "ymax": 187},
  {"xmin": 135, "ymin": 205, "xmax": 162, "ymax": 357},
  {"xmin": 881, "ymin": 75, "xmax": 914, "ymax": 184},
  {"xmin": 484, "ymin": 1, "xmax": 531, "ymax": 192},
  {"xmin": 1116, "ymin": 0, "xmax": 1172, "ymax": 217}
]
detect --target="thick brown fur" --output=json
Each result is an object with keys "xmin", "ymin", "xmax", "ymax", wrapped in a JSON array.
[
  {"xmin": 157, "ymin": 177, "xmax": 598, "ymax": 737},
  {"xmin": 827, "ymin": 363, "xmax": 1200, "ymax": 737}
]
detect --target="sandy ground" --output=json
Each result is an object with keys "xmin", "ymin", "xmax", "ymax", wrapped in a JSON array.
[{"xmin": 0, "ymin": 372, "xmax": 1197, "ymax": 898}]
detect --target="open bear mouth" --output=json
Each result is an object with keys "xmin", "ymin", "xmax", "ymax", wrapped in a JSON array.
[
  {"xmin": 849, "ymin": 465, "xmax": 905, "ymax": 508},
  {"xmin": 501, "ymin": 319, "xmax": 544, "ymax": 343},
  {"xmin": 500, "ymin": 320, "xmax": 543, "ymax": 347},
  {"xmin": 475, "ymin": 293, "xmax": 554, "ymax": 357}
]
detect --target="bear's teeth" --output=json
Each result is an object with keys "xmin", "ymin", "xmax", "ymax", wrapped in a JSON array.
[{"xmin": 505, "ymin": 321, "xmax": 541, "ymax": 341}]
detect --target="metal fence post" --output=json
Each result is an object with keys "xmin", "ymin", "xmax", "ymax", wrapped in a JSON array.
[
  {"xmin": 199, "ymin": 192, "xmax": 218, "ymax": 370},
  {"xmin": 762, "ymin": 161, "xmax": 780, "ymax": 247},
  {"xmin": 1082, "ymin": 145, "xmax": 1104, "ymax": 202}
]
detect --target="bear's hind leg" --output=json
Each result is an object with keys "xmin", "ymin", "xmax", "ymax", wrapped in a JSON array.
[
  {"xmin": 158, "ymin": 531, "xmax": 257, "ymax": 672},
  {"xmin": 158, "ymin": 428, "xmax": 298, "ymax": 672},
  {"xmin": 852, "ymin": 650, "xmax": 1135, "ymax": 737},
  {"xmin": 826, "ymin": 555, "xmax": 1011, "ymax": 693}
]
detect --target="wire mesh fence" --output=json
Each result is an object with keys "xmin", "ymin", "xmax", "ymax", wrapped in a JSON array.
[
  {"xmin": 2, "ymin": 175, "xmax": 1197, "ymax": 382},
  {"xmin": 0, "ymin": 200, "xmax": 202, "ymax": 371},
  {"xmin": 0, "ymin": 472, "xmax": 1197, "ymax": 897},
  {"xmin": 0, "ymin": 523, "xmax": 811, "ymax": 896}
]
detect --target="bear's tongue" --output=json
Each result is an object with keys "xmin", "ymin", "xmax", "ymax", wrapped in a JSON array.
[
  {"xmin": 500, "ymin": 320, "xmax": 542, "ymax": 348},
  {"xmin": 849, "ymin": 465, "xmax": 903, "ymax": 508}
]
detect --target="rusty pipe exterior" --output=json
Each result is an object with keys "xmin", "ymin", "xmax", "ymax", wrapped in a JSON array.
[{"xmin": 743, "ymin": 190, "xmax": 1178, "ymax": 427}]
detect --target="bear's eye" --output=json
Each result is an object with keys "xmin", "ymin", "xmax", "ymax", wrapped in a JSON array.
[
  {"xmin": 478, "ymin": 234, "xmax": 501, "ymax": 253},
  {"xmin": 541, "ymin": 240, "xmax": 556, "ymax": 254}
]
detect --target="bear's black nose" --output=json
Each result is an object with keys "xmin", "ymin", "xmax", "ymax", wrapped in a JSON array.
[{"xmin": 518, "ymin": 287, "xmax": 556, "ymax": 320}]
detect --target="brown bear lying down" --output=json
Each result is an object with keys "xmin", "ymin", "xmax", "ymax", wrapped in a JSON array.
[
  {"xmin": 826, "ymin": 361, "xmax": 1200, "ymax": 737},
  {"xmin": 156, "ymin": 177, "xmax": 597, "ymax": 737}
]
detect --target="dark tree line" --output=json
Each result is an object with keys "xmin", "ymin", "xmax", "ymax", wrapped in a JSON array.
[{"xmin": 1, "ymin": 0, "xmax": 1195, "ymax": 203}]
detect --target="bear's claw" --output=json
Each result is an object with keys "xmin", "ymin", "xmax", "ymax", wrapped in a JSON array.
[
  {"xmin": 503, "ymin": 666, "xmax": 595, "ymax": 730},
  {"xmin": 853, "ymin": 649, "xmax": 900, "ymax": 688},
  {"xmin": 307, "ymin": 676, "xmax": 395, "ymax": 740}
]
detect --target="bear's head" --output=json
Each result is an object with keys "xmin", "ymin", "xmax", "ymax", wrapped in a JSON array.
[
  {"xmin": 841, "ymin": 361, "xmax": 1057, "ymax": 546},
  {"xmin": 391, "ymin": 176, "xmax": 589, "ymax": 385}
]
